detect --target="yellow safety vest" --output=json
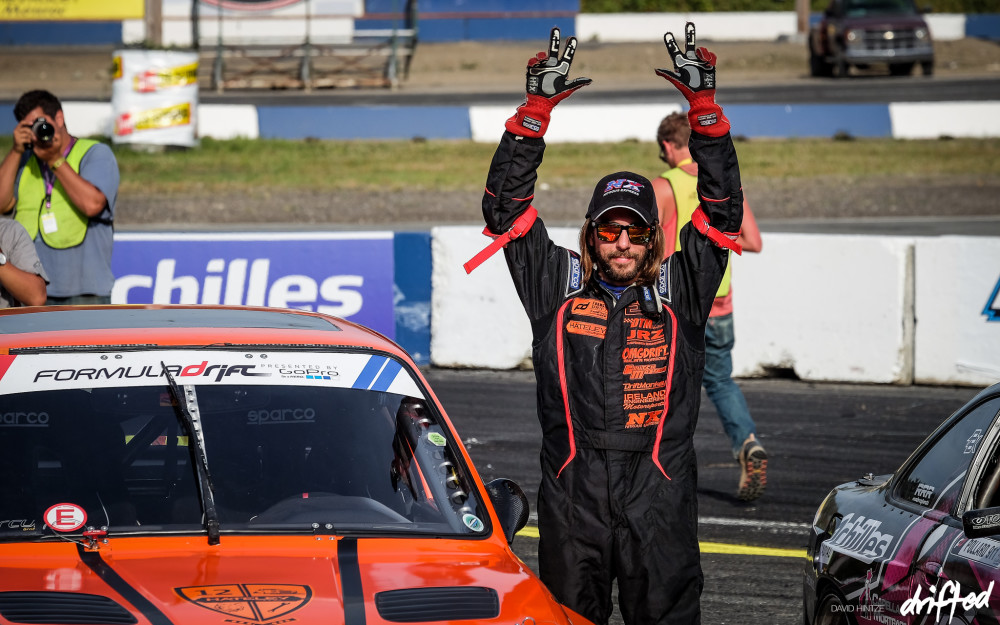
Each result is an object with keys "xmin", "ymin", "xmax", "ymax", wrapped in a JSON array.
[
  {"xmin": 661, "ymin": 165, "xmax": 732, "ymax": 298},
  {"xmin": 15, "ymin": 138, "xmax": 99, "ymax": 249}
]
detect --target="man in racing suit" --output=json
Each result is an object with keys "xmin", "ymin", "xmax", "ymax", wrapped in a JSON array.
[{"xmin": 476, "ymin": 24, "xmax": 744, "ymax": 624}]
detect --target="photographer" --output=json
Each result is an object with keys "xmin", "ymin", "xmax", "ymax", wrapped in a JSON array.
[{"xmin": 0, "ymin": 90, "xmax": 119, "ymax": 305}]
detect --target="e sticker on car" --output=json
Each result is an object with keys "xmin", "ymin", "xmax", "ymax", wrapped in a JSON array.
[
  {"xmin": 44, "ymin": 503, "xmax": 87, "ymax": 532},
  {"xmin": 427, "ymin": 433, "xmax": 447, "ymax": 446}
]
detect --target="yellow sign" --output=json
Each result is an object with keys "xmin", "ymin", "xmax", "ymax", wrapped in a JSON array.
[
  {"xmin": 1, "ymin": 0, "xmax": 144, "ymax": 21},
  {"xmin": 115, "ymin": 102, "xmax": 192, "ymax": 137},
  {"xmin": 131, "ymin": 62, "xmax": 199, "ymax": 93}
]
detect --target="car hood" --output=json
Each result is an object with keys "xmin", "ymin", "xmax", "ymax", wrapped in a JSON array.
[{"xmin": 0, "ymin": 535, "xmax": 585, "ymax": 625}]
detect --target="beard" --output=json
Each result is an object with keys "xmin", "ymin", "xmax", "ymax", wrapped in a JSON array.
[{"xmin": 595, "ymin": 246, "xmax": 649, "ymax": 285}]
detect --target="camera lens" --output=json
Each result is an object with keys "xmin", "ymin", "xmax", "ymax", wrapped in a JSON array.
[{"xmin": 31, "ymin": 117, "xmax": 55, "ymax": 144}]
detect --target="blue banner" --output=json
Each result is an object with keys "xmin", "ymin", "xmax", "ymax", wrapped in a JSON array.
[{"xmin": 111, "ymin": 232, "xmax": 396, "ymax": 338}]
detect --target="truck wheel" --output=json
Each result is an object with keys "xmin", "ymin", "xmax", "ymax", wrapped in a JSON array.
[
  {"xmin": 921, "ymin": 60, "xmax": 934, "ymax": 76},
  {"xmin": 835, "ymin": 55, "xmax": 850, "ymax": 78},
  {"xmin": 889, "ymin": 62, "xmax": 914, "ymax": 76}
]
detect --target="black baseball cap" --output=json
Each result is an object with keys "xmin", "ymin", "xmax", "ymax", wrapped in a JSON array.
[{"xmin": 585, "ymin": 171, "xmax": 658, "ymax": 226}]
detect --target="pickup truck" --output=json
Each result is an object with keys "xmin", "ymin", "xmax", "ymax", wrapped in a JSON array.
[{"xmin": 808, "ymin": 0, "xmax": 934, "ymax": 77}]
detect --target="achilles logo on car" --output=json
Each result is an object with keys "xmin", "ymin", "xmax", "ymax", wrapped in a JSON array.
[{"xmin": 825, "ymin": 513, "xmax": 895, "ymax": 563}]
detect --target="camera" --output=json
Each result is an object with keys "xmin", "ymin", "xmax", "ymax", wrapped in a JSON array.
[
  {"xmin": 25, "ymin": 117, "xmax": 55, "ymax": 150},
  {"xmin": 31, "ymin": 117, "xmax": 55, "ymax": 143}
]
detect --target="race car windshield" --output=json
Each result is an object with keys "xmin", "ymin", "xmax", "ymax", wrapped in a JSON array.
[{"xmin": 0, "ymin": 379, "xmax": 488, "ymax": 539}]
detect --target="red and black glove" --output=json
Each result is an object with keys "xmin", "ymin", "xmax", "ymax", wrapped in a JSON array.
[
  {"xmin": 506, "ymin": 27, "xmax": 591, "ymax": 139},
  {"xmin": 655, "ymin": 23, "xmax": 730, "ymax": 137}
]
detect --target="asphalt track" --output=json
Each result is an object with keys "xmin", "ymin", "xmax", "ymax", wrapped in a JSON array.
[{"xmin": 421, "ymin": 368, "xmax": 981, "ymax": 624}]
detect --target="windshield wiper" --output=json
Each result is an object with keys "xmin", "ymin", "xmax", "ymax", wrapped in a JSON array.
[{"xmin": 161, "ymin": 362, "xmax": 221, "ymax": 545}]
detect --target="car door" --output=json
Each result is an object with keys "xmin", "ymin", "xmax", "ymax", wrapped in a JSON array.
[{"xmin": 927, "ymin": 395, "xmax": 1000, "ymax": 625}]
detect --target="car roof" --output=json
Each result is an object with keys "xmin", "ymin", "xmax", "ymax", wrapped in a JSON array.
[{"xmin": 0, "ymin": 305, "xmax": 406, "ymax": 358}]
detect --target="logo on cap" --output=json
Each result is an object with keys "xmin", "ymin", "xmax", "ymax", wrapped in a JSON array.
[{"xmin": 604, "ymin": 179, "xmax": 644, "ymax": 196}]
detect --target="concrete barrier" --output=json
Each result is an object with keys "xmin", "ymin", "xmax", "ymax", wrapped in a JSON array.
[
  {"xmin": 913, "ymin": 236, "xmax": 1000, "ymax": 386},
  {"xmin": 730, "ymin": 234, "xmax": 915, "ymax": 384},
  {"xmin": 889, "ymin": 102, "xmax": 1000, "ymax": 139}
]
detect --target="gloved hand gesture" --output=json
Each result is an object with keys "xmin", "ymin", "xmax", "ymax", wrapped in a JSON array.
[
  {"xmin": 655, "ymin": 23, "xmax": 730, "ymax": 137},
  {"xmin": 506, "ymin": 27, "xmax": 591, "ymax": 139}
]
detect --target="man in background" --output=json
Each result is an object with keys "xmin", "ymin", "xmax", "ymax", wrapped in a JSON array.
[
  {"xmin": 654, "ymin": 111, "xmax": 767, "ymax": 502},
  {"xmin": 0, "ymin": 90, "xmax": 118, "ymax": 305},
  {"xmin": 0, "ymin": 217, "xmax": 47, "ymax": 307}
]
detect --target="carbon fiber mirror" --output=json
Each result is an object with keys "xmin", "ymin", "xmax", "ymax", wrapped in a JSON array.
[{"xmin": 485, "ymin": 478, "xmax": 529, "ymax": 544}]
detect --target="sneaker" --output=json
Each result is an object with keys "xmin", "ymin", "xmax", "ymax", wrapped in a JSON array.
[{"xmin": 737, "ymin": 438, "xmax": 768, "ymax": 502}]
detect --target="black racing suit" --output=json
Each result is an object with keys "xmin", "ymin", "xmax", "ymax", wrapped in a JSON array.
[{"xmin": 481, "ymin": 129, "xmax": 743, "ymax": 625}]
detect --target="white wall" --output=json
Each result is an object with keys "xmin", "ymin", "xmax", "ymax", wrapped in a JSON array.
[
  {"xmin": 890, "ymin": 102, "xmax": 1000, "ymax": 139},
  {"xmin": 730, "ymin": 234, "xmax": 914, "ymax": 384},
  {"xmin": 913, "ymin": 237, "xmax": 1000, "ymax": 386}
]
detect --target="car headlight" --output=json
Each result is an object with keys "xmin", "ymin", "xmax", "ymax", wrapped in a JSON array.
[
  {"xmin": 846, "ymin": 29, "xmax": 858, "ymax": 43},
  {"xmin": 915, "ymin": 28, "xmax": 928, "ymax": 40}
]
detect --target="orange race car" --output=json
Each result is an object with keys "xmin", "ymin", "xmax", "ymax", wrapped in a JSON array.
[{"xmin": 0, "ymin": 305, "xmax": 594, "ymax": 625}]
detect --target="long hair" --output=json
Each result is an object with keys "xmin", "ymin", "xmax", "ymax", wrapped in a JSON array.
[{"xmin": 577, "ymin": 219, "xmax": 666, "ymax": 287}]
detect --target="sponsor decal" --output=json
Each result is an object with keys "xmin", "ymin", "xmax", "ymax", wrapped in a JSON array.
[
  {"xmin": 33, "ymin": 361, "xmax": 270, "ymax": 384},
  {"xmin": 623, "ymin": 363, "xmax": 667, "ymax": 380},
  {"xmin": 825, "ymin": 513, "xmax": 896, "ymax": 563},
  {"xmin": 568, "ymin": 253, "xmax": 582, "ymax": 292},
  {"xmin": 44, "ymin": 503, "xmax": 87, "ymax": 532},
  {"xmin": 957, "ymin": 538, "xmax": 1000, "ymax": 567},
  {"xmin": 567, "ymin": 320, "xmax": 606, "ymax": 339},
  {"xmin": 177, "ymin": 584, "xmax": 311, "ymax": 624},
  {"xmin": 911, "ymin": 483, "xmax": 935, "ymax": 506},
  {"xmin": 115, "ymin": 102, "xmax": 191, "ymax": 136},
  {"xmin": 966, "ymin": 510, "xmax": 1000, "ymax": 531},
  {"xmin": 427, "ymin": 432, "xmax": 447, "ymax": 447},
  {"xmin": 603, "ymin": 178, "xmax": 644, "ymax": 196},
  {"xmin": 0, "ymin": 519, "xmax": 36, "ymax": 531},
  {"xmin": 522, "ymin": 116, "xmax": 541, "ymax": 133},
  {"xmin": 132, "ymin": 62, "xmax": 198, "ymax": 93},
  {"xmin": 901, "ymin": 580, "xmax": 993, "ymax": 622},
  {"xmin": 623, "ymin": 389, "xmax": 665, "ymax": 411},
  {"xmin": 462, "ymin": 514, "xmax": 484, "ymax": 532},
  {"xmin": 657, "ymin": 263, "xmax": 669, "ymax": 299},
  {"xmin": 965, "ymin": 429, "xmax": 983, "ymax": 454},
  {"xmin": 621, "ymin": 345, "xmax": 670, "ymax": 362},
  {"xmin": 571, "ymin": 298, "xmax": 608, "ymax": 321},
  {"xmin": 247, "ymin": 408, "xmax": 316, "ymax": 425},
  {"xmin": 983, "ymin": 275, "xmax": 1000, "ymax": 321},
  {"xmin": 1, "ymin": 351, "xmax": 423, "ymax": 399},
  {"xmin": 626, "ymin": 410, "xmax": 661, "ymax": 429},
  {"xmin": 0, "ymin": 411, "xmax": 49, "ymax": 427}
]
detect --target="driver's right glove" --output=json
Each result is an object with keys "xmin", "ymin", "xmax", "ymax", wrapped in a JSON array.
[{"xmin": 505, "ymin": 27, "xmax": 592, "ymax": 139}]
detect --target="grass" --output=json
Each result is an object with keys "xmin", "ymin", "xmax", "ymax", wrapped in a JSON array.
[{"xmin": 2, "ymin": 136, "xmax": 997, "ymax": 195}]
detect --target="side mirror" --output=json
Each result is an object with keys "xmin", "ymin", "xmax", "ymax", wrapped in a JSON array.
[
  {"xmin": 962, "ymin": 507, "xmax": 1000, "ymax": 538},
  {"xmin": 485, "ymin": 478, "xmax": 529, "ymax": 544}
]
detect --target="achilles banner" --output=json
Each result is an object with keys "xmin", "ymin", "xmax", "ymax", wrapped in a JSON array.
[{"xmin": 110, "ymin": 232, "xmax": 395, "ymax": 338}]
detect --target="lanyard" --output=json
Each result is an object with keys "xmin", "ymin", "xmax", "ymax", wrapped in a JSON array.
[
  {"xmin": 41, "ymin": 137, "xmax": 77, "ymax": 210},
  {"xmin": 676, "ymin": 157, "xmax": 693, "ymax": 167}
]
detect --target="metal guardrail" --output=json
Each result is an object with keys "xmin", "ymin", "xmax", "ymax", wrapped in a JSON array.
[{"xmin": 194, "ymin": 0, "xmax": 418, "ymax": 92}]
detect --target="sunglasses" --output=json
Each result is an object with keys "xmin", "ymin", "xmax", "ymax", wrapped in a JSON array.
[{"xmin": 592, "ymin": 222, "xmax": 654, "ymax": 245}]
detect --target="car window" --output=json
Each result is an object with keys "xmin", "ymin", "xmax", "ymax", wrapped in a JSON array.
[
  {"xmin": 894, "ymin": 397, "xmax": 1000, "ymax": 514},
  {"xmin": 0, "ymin": 351, "xmax": 489, "ymax": 540}
]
